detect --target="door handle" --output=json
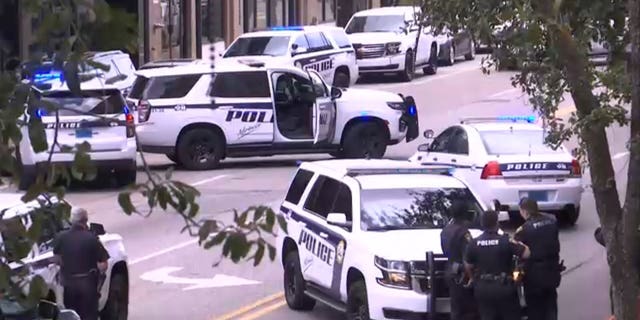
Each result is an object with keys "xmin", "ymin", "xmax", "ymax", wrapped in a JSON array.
[
  {"xmin": 319, "ymin": 232, "xmax": 328, "ymax": 238},
  {"xmin": 217, "ymin": 105, "xmax": 233, "ymax": 110},
  {"xmin": 433, "ymin": 157, "xmax": 438, "ymax": 161},
  {"xmin": 451, "ymin": 159, "xmax": 457, "ymax": 163}
]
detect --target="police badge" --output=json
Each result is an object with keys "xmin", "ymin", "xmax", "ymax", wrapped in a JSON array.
[{"xmin": 336, "ymin": 240, "xmax": 346, "ymax": 264}]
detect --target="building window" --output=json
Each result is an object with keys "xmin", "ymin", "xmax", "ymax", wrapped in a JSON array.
[
  {"xmin": 244, "ymin": 0, "xmax": 289, "ymax": 32},
  {"xmin": 202, "ymin": 1, "xmax": 224, "ymax": 44},
  {"xmin": 322, "ymin": 0, "xmax": 336, "ymax": 22}
]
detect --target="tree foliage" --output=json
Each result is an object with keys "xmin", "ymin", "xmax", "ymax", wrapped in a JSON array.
[{"xmin": 0, "ymin": 0, "xmax": 284, "ymax": 307}]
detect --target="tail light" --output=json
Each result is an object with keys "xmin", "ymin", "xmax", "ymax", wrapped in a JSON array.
[
  {"xmin": 123, "ymin": 106, "xmax": 135, "ymax": 138},
  {"xmin": 571, "ymin": 159, "xmax": 582, "ymax": 177},
  {"xmin": 481, "ymin": 161, "xmax": 503, "ymax": 179},
  {"xmin": 138, "ymin": 100, "xmax": 151, "ymax": 123}
]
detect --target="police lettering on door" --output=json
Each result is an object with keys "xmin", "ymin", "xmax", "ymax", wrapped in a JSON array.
[
  {"xmin": 298, "ymin": 229, "xmax": 334, "ymax": 266},
  {"xmin": 226, "ymin": 110, "xmax": 274, "ymax": 123},
  {"xmin": 303, "ymin": 58, "xmax": 334, "ymax": 73}
]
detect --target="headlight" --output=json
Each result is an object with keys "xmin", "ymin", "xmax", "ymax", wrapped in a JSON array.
[
  {"xmin": 386, "ymin": 42, "xmax": 401, "ymax": 55},
  {"xmin": 386, "ymin": 102, "xmax": 405, "ymax": 110},
  {"xmin": 374, "ymin": 255, "xmax": 411, "ymax": 289}
]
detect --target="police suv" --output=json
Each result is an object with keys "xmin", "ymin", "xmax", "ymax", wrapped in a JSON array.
[
  {"xmin": 18, "ymin": 72, "xmax": 138, "ymax": 190},
  {"xmin": 0, "ymin": 193, "xmax": 129, "ymax": 319},
  {"xmin": 221, "ymin": 26, "xmax": 359, "ymax": 88},
  {"xmin": 345, "ymin": 6, "xmax": 444, "ymax": 81},
  {"xmin": 409, "ymin": 115, "xmax": 584, "ymax": 226},
  {"xmin": 128, "ymin": 61, "xmax": 419, "ymax": 170},
  {"xmin": 276, "ymin": 159, "xmax": 500, "ymax": 320}
]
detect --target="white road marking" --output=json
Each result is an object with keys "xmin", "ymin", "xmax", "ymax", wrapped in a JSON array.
[
  {"xmin": 613, "ymin": 151, "xmax": 630, "ymax": 160},
  {"xmin": 488, "ymin": 87, "xmax": 520, "ymax": 98},
  {"xmin": 139, "ymin": 266, "xmax": 261, "ymax": 290},
  {"xmin": 130, "ymin": 239, "xmax": 199, "ymax": 266},
  {"xmin": 190, "ymin": 175, "xmax": 229, "ymax": 187},
  {"xmin": 371, "ymin": 64, "xmax": 482, "ymax": 89}
]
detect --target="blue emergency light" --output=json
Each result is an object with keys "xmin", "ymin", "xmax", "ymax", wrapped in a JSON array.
[
  {"xmin": 123, "ymin": 105, "xmax": 131, "ymax": 115},
  {"xmin": 270, "ymin": 26, "xmax": 304, "ymax": 31},
  {"xmin": 33, "ymin": 70, "xmax": 63, "ymax": 83},
  {"xmin": 35, "ymin": 108, "xmax": 47, "ymax": 118},
  {"xmin": 408, "ymin": 105, "xmax": 417, "ymax": 116},
  {"xmin": 497, "ymin": 115, "xmax": 536, "ymax": 123}
]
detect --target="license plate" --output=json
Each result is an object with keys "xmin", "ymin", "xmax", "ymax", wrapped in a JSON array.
[
  {"xmin": 75, "ymin": 128, "xmax": 92, "ymax": 138},
  {"xmin": 526, "ymin": 190, "xmax": 548, "ymax": 202}
]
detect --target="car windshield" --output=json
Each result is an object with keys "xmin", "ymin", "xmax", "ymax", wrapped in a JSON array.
[
  {"xmin": 224, "ymin": 36, "xmax": 291, "ymax": 57},
  {"xmin": 345, "ymin": 15, "xmax": 407, "ymax": 34},
  {"xmin": 40, "ymin": 90, "xmax": 125, "ymax": 116},
  {"xmin": 479, "ymin": 130, "xmax": 565, "ymax": 155},
  {"xmin": 360, "ymin": 187, "xmax": 483, "ymax": 231}
]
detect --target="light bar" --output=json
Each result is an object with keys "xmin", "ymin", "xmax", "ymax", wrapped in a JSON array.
[
  {"xmin": 33, "ymin": 71, "xmax": 63, "ymax": 83},
  {"xmin": 270, "ymin": 26, "xmax": 304, "ymax": 31},
  {"xmin": 496, "ymin": 115, "xmax": 536, "ymax": 123},
  {"xmin": 460, "ymin": 115, "xmax": 536, "ymax": 124},
  {"xmin": 346, "ymin": 167, "xmax": 454, "ymax": 177}
]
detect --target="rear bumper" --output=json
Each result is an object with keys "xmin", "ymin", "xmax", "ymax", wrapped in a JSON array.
[{"xmin": 478, "ymin": 177, "xmax": 584, "ymax": 212}]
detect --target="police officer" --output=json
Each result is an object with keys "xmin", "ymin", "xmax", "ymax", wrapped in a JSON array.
[
  {"xmin": 464, "ymin": 210, "xmax": 530, "ymax": 320},
  {"xmin": 53, "ymin": 207, "xmax": 109, "ymax": 320},
  {"xmin": 441, "ymin": 201, "xmax": 479, "ymax": 320},
  {"xmin": 514, "ymin": 197, "xmax": 562, "ymax": 320}
]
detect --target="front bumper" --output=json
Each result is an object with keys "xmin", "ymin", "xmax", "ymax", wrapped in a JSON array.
[
  {"xmin": 357, "ymin": 54, "xmax": 405, "ymax": 73},
  {"xmin": 400, "ymin": 95, "xmax": 419, "ymax": 143}
]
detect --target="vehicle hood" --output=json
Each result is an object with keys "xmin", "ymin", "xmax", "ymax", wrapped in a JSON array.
[
  {"xmin": 338, "ymin": 87, "xmax": 402, "ymax": 103},
  {"xmin": 361, "ymin": 228, "xmax": 483, "ymax": 261},
  {"xmin": 348, "ymin": 32, "xmax": 404, "ymax": 45}
]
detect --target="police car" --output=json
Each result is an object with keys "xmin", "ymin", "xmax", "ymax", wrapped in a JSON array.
[
  {"xmin": 0, "ymin": 193, "xmax": 129, "ymax": 319},
  {"xmin": 409, "ymin": 116, "xmax": 584, "ymax": 226},
  {"xmin": 221, "ymin": 26, "xmax": 359, "ymax": 88},
  {"xmin": 128, "ymin": 61, "xmax": 419, "ymax": 170},
  {"xmin": 345, "ymin": 6, "xmax": 445, "ymax": 81},
  {"xmin": 276, "ymin": 159, "xmax": 501, "ymax": 320},
  {"xmin": 17, "ymin": 72, "xmax": 138, "ymax": 190}
]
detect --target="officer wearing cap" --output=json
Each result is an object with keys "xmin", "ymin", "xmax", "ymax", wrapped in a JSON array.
[
  {"xmin": 464, "ymin": 210, "xmax": 530, "ymax": 320},
  {"xmin": 440, "ymin": 201, "xmax": 479, "ymax": 320},
  {"xmin": 514, "ymin": 197, "xmax": 562, "ymax": 320},
  {"xmin": 53, "ymin": 207, "xmax": 109, "ymax": 320}
]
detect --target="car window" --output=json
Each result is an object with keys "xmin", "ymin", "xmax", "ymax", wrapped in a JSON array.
[
  {"xmin": 32, "ymin": 206, "xmax": 67, "ymax": 254},
  {"xmin": 272, "ymin": 72, "xmax": 314, "ymax": 98},
  {"xmin": 448, "ymin": 128, "xmax": 469, "ymax": 155},
  {"xmin": 303, "ymin": 175, "xmax": 341, "ymax": 219},
  {"xmin": 285, "ymin": 169, "xmax": 314, "ymax": 204},
  {"xmin": 479, "ymin": 130, "xmax": 565, "ymax": 155},
  {"xmin": 140, "ymin": 74, "xmax": 202, "ymax": 99},
  {"xmin": 209, "ymin": 71, "xmax": 271, "ymax": 98},
  {"xmin": 345, "ymin": 15, "xmax": 406, "ymax": 34},
  {"xmin": 293, "ymin": 35, "xmax": 310, "ymax": 51},
  {"xmin": 39, "ymin": 89, "xmax": 126, "ymax": 115},
  {"xmin": 328, "ymin": 30, "xmax": 352, "ymax": 49},
  {"xmin": 308, "ymin": 72, "xmax": 328, "ymax": 98},
  {"xmin": 223, "ymin": 36, "xmax": 291, "ymax": 57},
  {"xmin": 333, "ymin": 184, "xmax": 353, "ymax": 222},
  {"xmin": 429, "ymin": 127, "xmax": 457, "ymax": 152},
  {"xmin": 305, "ymin": 32, "xmax": 333, "ymax": 51},
  {"xmin": 128, "ymin": 76, "xmax": 149, "ymax": 99}
]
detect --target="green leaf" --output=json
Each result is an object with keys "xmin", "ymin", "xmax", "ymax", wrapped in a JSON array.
[
  {"xmin": 165, "ymin": 166, "xmax": 174, "ymax": 180},
  {"xmin": 26, "ymin": 275, "xmax": 47, "ymax": 306},
  {"xmin": 117, "ymin": 192, "xmax": 135, "ymax": 215},
  {"xmin": 198, "ymin": 220, "xmax": 217, "ymax": 243},
  {"xmin": 253, "ymin": 243, "xmax": 265, "ymax": 266},
  {"xmin": 266, "ymin": 209, "xmax": 275, "ymax": 228},
  {"xmin": 204, "ymin": 231, "xmax": 227, "ymax": 249},
  {"xmin": 276, "ymin": 213, "xmax": 288, "ymax": 234},
  {"xmin": 76, "ymin": 141, "xmax": 92, "ymax": 153},
  {"xmin": 157, "ymin": 187, "xmax": 170, "ymax": 210},
  {"xmin": 228, "ymin": 233, "xmax": 250, "ymax": 263},
  {"xmin": 253, "ymin": 206, "xmax": 266, "ymax": 222},
  {"xmin": 85, "ymin": 59, "xmax": 111, "ymax": 72},
  {"xmin": 267, "ymin": 243, "xmax": 277, "ymax": 261},
  {"xmin": 237, "ymin": 209, "xmax": 249, "ymax": 226},
  {"xmin": 187, "ymin": 202, "xmax": 200, "ymax": 218},
  {"xmin": 63, "ymin": 58, "xmax": 82, "ymax": 95},
  {"xmin": 27, "ymin": 120, "xmax": 48, "ymax": 153}
]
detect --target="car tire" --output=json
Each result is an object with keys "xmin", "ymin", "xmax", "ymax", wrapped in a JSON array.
[
  {"xmin": 561, "ymin": 206, "xmax": 580, "ymax": 227},
  {"xmin": 442, "ymin": 44, "xmax": 455, "ymax": 66},
  {"xmin": 342, "ymin": 122, "xmax": 387, "ymax": 159},
  {"xmin": 283, "ymin": 251, "xmax": 316, "ymax": 311},
  {"xmin": 465, "ymin": 41, "xmax": 476, "ymax": 60},
  {"xmin": 330, "ymin": 150, "xmax": 344, "ymax": 158},
  {"xmin": 346, "ymin": 280, "xmax": 370, "ymax": 320},
  {"xmin": 116, "ymin": 165, "xmax": 137, "ymax": 187},
  {"xmin": 399, "ymin": 50, "xmax": 415, "ymax": 82},
  {"xmin": 101, "ymin": 273, "xmax": 129, "ymax": 320},
  {"xmin": 18, "ymin": 169, "xmax": 36, "ymax": 191},
  {"xmin": 423, "ymin": 44, "xmax": 439, "ymax": 75},
  {"xmin": 166, "ymin": 153, "xmax": 180, "ymax": 164},
  {"xmin": 176, "ymin": 128, "xmax": 224, "ymax": 171},
  {"xmin": 333, "ymin": 70, "xmax": 350, "ymax": 88}
]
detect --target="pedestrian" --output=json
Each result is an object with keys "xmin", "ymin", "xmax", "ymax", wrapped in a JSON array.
[
  {"xmin": 514, "ymin": 197, "xmax": 563, "ymax": 320},
  {"xmin": 464, "ymin": 210, "xmax": 530, "ymax": 320},
  {"xmin": 440, "ymin": 201, "xmax": 479, "ymax": 320},
  {"xmin": 53, "ymin": 207, "xmax": 109, "ymax": 320}
]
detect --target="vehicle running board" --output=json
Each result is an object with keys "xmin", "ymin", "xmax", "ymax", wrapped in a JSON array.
[{"xmin": 304, "ymin": 284, "xmax": 347, "ymax": 313}]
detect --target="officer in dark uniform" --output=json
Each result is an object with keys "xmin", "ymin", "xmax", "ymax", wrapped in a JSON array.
[
  {"xmin": 440, "ymin": 201, "xmax": 479, "ymax": 320},
  {"xmin": 464, "ymin": 210, "xmax": 530, "ymax": 320},
  {"xmin": 514, "ymin": 197, "xmax": 562, "ymax": 320},
  {"xmin": 53, "ymin": 208, "xmax": 109, "ymax": 320}
]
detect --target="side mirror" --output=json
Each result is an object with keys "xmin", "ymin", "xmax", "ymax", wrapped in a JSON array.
[
  {"xmin": 58, "ymin": 309, "xmax": 82, "ymax": 320},
  {"xmin": 491, "ymin": 199, "xmax": 509, "ymax": 212},
  {"xmin": 330, "ymin": 86, "xmax": 342, "ymax": 99},
  {"xmin": 327, "ymin": 213, "xmax": 352, "ymax": 229},
  {"xmin": 291, "ymin": 46, "xmax": 307, "ymax": 56},
  {"xmin": 423, "ymin": 129, "xmax": 435, "ymax": 139},
  {"xmin": 89, "ymin": 223, "xmax": 106, "ymax": 236},
  {"xmin": 417, "ymin": 143, "xmax": 430, "ymax": 152},
  {"xmin": 38, "ymin": 300, "xmax": 60, "ymax": 319}
]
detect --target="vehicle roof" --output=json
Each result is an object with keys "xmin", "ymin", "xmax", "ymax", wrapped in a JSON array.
[
  {"xmin": 353, "ymin": 6, "xmax": 418, "ymax": 16},
  {"xmin": 0, "ymin": 194, "xmax": 59, "ymax": 220},
  {"xmin": 134, "ymin": 59, "xmax": 296, "ymax": 78},
  {"xmin": 238, "ymin": 25, "xmax": 345, "ymax": 38},
  {"xmin": 465, "ymin": 121, "xmax": 544, "ymax": 132},
  {"xmin": 139, "ymin": 59, "xmax": 207, "ymax": 70},
  {"xmin": 36, "ymin": 78, "xmax": 122, "ymax": 93}
]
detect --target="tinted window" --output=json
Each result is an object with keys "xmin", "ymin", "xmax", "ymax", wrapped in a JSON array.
[
  {"xmin": 480, "ymin": 130, "xmax": 564, "ymax": 155},
  {"xmin": 448, "ymin": 129, "xmax": 469, "ymax": 154},
  {"xmin": 210, "ymin": 71, "xmax": 271, "ymax": 98},
  {"xmin": 304, "ymin": 175, "xmax": 340, "ymax": 218},
  {"xmin": 429, "ymin": 127, "xmax": 456, "ymax": 152},
  {"xmin": 345, "ymin": 15, "xmax": 406, "ymax": 34},
  {"xmin": 360, "ymin": 187, "xmax": 483, "ymax": 231},
  {"xmin": 39, "ymin": 89, "xmax": 126, "ymax": 115},
  {"xmin": 328, "ymin": 30, "xmax": 352, "ymax": 49},
  {"xmin": 306, "ymin": 32, "xmax": 332, "ymax": 51},
  {"xmin": 223, "ymin": 36, "xmax": 291, "ymax": 57},
  {"xmin": 143, "ymin": 75, "xmax": 201, "ymax": 99},
  {"xmin": 293, "ymin": 36, "xmax": 310, "ymax": 50},
  {"xmin": 128, "ymin": 76, "xmax": 149, "ymax": 99},
  {"xmin": 285, "ymin": 169, "xmax": 314, "ymax": 204},
  {"xmin": 333, "ymin": 184, "xmax": 353, "ymax": 221}
]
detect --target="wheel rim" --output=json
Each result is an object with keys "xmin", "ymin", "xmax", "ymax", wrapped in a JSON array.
[
  {"xmin": 349, "ymin": 296, "xmax": 369, "ymax": 320},
  {"xmin": 188, "ymin": 138, "xmax": 215, "ymax": 164},
  {"xmin": 361, "ymin": 129, "xmax": 382, "ymax": 158},
  {"xmin": 284, "ymin": 262, "xmax": 297, "ymax": 299},
  {"xmin": 406, "ymin": 53, "xmax": 414, "ymax": 76}
]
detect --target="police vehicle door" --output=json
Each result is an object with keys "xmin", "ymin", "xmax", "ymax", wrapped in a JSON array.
[
  {"xmin": 293, "ymin": 32, "xmax": 337, "ymax": 84},
  {"xmin": 308, "ymin": 70, "xmax": 336, "ymax": 144},
  {"xmin": 422, "ymin": 127, "xmax": 458, "ymax": 166}
]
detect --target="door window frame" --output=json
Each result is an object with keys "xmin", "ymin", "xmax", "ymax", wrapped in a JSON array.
[{"xmin": 428, "ymin": 127, "xmax": 457, "ymax": 153}]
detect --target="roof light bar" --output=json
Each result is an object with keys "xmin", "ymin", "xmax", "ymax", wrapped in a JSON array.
[
  {"xmin": 345, "ymin": 167, "xmax": 454, "ymax": 177},
  {"xmin": 270, "ymin": 26, "xmax": 304, "ymax": 31},
  {"xmin": 460, "ymin": 115, "xmax": 536, "ymax": 124},
  {"xmin": 33, "ymin": 70, "xmax": 63, "ymax": 83}
]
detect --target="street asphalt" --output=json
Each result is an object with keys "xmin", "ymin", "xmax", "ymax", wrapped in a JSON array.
[{"xmin": 1, "ymin": 55, "xmax": 627, "ymax": 320}]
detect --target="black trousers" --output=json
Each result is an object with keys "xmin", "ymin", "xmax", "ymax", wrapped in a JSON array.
[
  {"xmin": 63, "ymin": 275, "xmax": 99, "ymax": 320},
  {"xmin": 524, "ymin": 287, "xmax": 557, "ymax": 320},
  {"xmin": 474, "ymin": 281, "xmax": 521, "ymax": 320},
  {"xmin": 449, "ymin": 279, "xmax": 480, "ymax": 320}
]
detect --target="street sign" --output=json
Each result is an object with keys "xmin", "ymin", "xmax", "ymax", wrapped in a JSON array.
[{"xmin": 140, "ymin": 266, "xmax": 261, "ymax": 291}]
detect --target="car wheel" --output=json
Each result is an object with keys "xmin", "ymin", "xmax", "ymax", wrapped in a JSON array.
[
  {"xmin": 399, "ymin": 50, "xmax": 415, "ymax": 82},
  {"xmin": 423, "ymin": 44, "xmax": 439, "ymax": 75},
  {"xmin": 101, "ymin": 273, "xmax": 128, "ymax": 320},
  {"xmin": 115, "ymin": 165, "xmax": 137, "ymax": 187},
  {"xmin": 166, "ymin": 153, "xmax": 180, "ymax": 164},
  {"xmin": 346, "ymin": 281, "xmax": 370, "ymax": 320},
  {"xmin": 342, "ymin": 122, "xmax": 387, "ymax": 159},
  {"xmin": 465, "ymin": 40, "xmax": 476, "ymax": 60},
  {"xmin": 561, "ymin": 206, "xmax": 580, "ymax": 227},
  {"xmin": 333, "ymin": 70, "xmax": 350, "ymax": 88},
  {"xmin": 283, "ymin": 251, "xmax": 316, "ymax": 311},
  {"xmin": 443, "ymin": 44, "xmax": 455, "ymax": 66},
  {"xmin": 176, "ymin": 128, "xmax": 224, "ymax": 171},
  {"xmin": 330, "ymin": 150, "xmax": 344, "ymax": 158}
]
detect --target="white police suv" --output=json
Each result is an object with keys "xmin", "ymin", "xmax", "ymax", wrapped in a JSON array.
[
  {"xmin": 128, "ymin": 61, "xmax": 419, "ymax": 170},
  {"xmin": 276, "ymin": 159, "xmax": 497, "ymax": 320},
  {"xmin": 18, "ymin": 71, "xmax": 138, "ymax": 190},
  {"xmin": 409, "ymin": 115, "xmax": 584, "ymax": 226},
  {"xmin": 0, "ymin": 193, "xmax": 129, "ymax": 319},
  {"xmin": 345, "ymin": 6, "xmax": 444, "ymax": 81},
  {"xmin": 221, "ymin": 26, "xmax": 359, "ymax": 87}
]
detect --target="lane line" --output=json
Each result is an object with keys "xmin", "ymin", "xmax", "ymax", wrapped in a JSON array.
[
  {"xmin": 236, "ymin": 300, "xmax": 287, "ymax": 320},
  {"xmin": 191, "ymin": 175, "xmax": 229, "ymax": 187},
  {"xmin": 613, "ymin": 151, "xmax": 630, "ymax": 160},
  {"xmin": 130, "ymin": 238, "xmax": 199, "ymax": 266},
  {"xmin": 214, "ymin": 292, "xmax": 285, "ymax": 320},
  {"xmin": 372, "ymin": 65, "xmax": 481, "ymax": 89},
  {"xmin": 488, "ymin": 87, "xmax": 520, "ymax": 98}
]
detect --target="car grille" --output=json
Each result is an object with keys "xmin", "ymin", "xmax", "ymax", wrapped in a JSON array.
[
  {"xmin": 409, "ymin": 257, "xmax": 450, "ymax": 298},
  {"xmin": 353, "ymin": 43, "xmax": 386, "ymax": 59}
]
